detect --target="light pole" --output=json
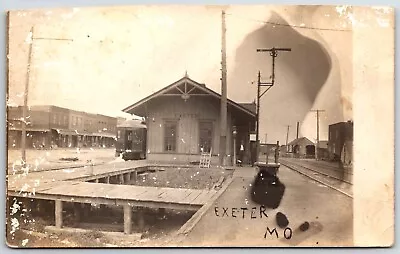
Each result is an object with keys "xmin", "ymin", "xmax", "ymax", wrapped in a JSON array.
[{"xmin": 233, "ymin": 126, "xmax": 237, "ymax": 167}]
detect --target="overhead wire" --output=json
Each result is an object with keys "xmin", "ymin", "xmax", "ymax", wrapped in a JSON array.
[{"xmin": 225, "ymin": 12, "xmax": 352, "ymax": 32}]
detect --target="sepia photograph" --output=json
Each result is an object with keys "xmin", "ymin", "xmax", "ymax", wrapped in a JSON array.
[{"xmin": 5, "ymin": 4, "xmax": 394, "ymax": 248}]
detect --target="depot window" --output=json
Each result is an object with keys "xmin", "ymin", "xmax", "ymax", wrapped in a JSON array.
[
  {"xmin": 164, "ymin": 121, "xmax": 177, "ymax": 152},
  {"xmin": 199, "ymin": 121, "xmax": 213, "ymax": 153}
]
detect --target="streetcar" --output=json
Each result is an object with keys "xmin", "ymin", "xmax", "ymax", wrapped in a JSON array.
[{"xmin": 115, "ymin": 119, "xmax": 147, "ymax": 160}]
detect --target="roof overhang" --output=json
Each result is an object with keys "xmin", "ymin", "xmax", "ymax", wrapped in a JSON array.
[{"xmin": 122, "ymin": 77, "xmax": 256, "ymax": 118}]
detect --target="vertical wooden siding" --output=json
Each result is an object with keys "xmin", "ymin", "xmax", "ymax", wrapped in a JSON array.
[{"xmin": 146, "ymin": 96, "xmax": 233, "ymax": 158}]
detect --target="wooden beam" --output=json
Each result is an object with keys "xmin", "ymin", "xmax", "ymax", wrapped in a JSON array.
[
  {"xmin": 187, "ymin": 86, "xmax": 196, "ymax": 94},
  {"xmin": 123, "ymin": 205, "xmax": 132, "ymax": 234},
  {"xmin": 176, "ymin": 86, "xmax": 185, "ymax": 94},
  {"xmin": 55, "ymin": 200, "xmax": 63, "ymax": 228},
  {"xmin": 8, "ymin": 191, "xmax": 202, "ymax": 211}
]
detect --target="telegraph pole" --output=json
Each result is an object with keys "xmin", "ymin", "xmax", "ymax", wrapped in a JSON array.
[
  {"xmin": 255, "ymin": 71, "xmax": 262, "ymax": 163},
  {"xmin": 21, "ymin": 27, "xmax": 34, "ymax": 168},
  {"xmin": 254, "ymin": 47, "xmax": 291, "ymax": 163},
  {"xmin": 285, "ymin": 125, "xmax": 290, "ymax": 151},
  {"xmin": 20, "ymin": 26, "xmax": 73, "ymax": 168},
  {"xmin": 311, "ymin": 109, "xmax": 325, "ymax": 160},
  {"xmin": 265, "ymin": 133, "xmax": 268, "ymax": 163},
  {"xmin": 219, "ymin": 10, "xmax": 227, "ymax": 166}
]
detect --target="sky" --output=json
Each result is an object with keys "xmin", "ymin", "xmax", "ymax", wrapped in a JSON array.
[{"xmin": 7, "ymin": 5, "xmax": 358, "ymax": 144}]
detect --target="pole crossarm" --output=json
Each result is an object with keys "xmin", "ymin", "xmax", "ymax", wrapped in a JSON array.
[
  {"xmin": 257, "ymin": 48, "xmax": 292, "ymax": 52},
  {"xmin": 33, "ymin": 37, "xmax": 73, "ymax": 41},
  {"xmin": 258, "ymin": 86, "xmax": 273, "ymax": 99}
]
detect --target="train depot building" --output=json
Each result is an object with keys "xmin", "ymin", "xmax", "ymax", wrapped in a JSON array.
[{"xmin": 122, "ymin": 75, "xmax": 256, "ymax": 166}]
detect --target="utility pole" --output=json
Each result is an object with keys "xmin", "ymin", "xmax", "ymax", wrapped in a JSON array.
[
  {"xmin": 265, "ymin": 133, "xmax": 268, "ymax": 163},
  {"xmin": 20, "ymin": 26, "xmax": 73, "ymax": 168},
  {"xmin": 285, "ymin": 125, "xmax": 290, "ymax": 152},
  {"xmin": 311, "ymin": 109, "xmax": 325, "ymax": 160},
  {"xmin": 219, "ymin": 10, "xmax": 227, "ymax": 166},
  {"xmin": 21, "ymin": 28, "xmax": 34, "ymax": 168},
  {"xmin": 254, "ymin": 47, "xmax": 291, "ymax": 163}
]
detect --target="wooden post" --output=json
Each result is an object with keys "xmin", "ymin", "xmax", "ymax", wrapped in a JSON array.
[
  {"xmin": 55, "ymin": 200, "xmax": 63, "ymax": 228},
  {"xmin": 119, "ymin": 174, "xmax": 124, "ymax": 184},
  {"xmin": 126, "ymin": 173, "xmax": 131, "ymax": 183},
  {"xmin": 73, "ymin": 203, "xmax": 81, "ymax": 223},
  {"xmin": 95, "ymin": 178, "xmax": 99, "ymax": 183},
  {"xmin": 82, "ymin": 203, "xmax": 89, "ymax": 218},
  {"xmin": 123, "ymin": 205, "xmax": 132, "ymax": 234},
  {"xmin": 131, "ymin": 171, "xmax": 137, "ymax": 183},
  {"xmin": 106, "ymin": 176, "xmax": 110, "ymax": 184},
  {"xmin": 137, "ymin": 207, "xmax": 145, "ymax": 230}
]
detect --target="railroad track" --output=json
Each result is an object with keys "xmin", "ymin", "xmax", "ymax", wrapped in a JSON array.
[
  {"xmin": 280, "ymin": 160, "xmax": 353, "ymax": 198},
  {"xmin": 295, "ymin": 160, "xmax": 353, "ymax": 177},
  {"xmin": 283, "ymin": 160, "xmax": 353, "ymax": 185}
]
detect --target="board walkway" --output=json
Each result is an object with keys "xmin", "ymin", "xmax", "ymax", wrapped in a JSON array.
[{"xmin": 7, "ymin": 160, "xmax": 217, "ymax": 211}]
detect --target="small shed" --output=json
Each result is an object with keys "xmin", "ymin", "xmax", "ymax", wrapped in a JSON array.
[{"xmin": 287, "ymin": 137, "xmax": 316, "ymax": 158}]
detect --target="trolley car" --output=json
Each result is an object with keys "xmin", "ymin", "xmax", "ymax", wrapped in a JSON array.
[{"xmin": 115, "ymin": 119, "xmax": 147, "ymax": 160}]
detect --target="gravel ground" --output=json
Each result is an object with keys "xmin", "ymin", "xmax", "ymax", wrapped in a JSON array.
[
  {"xmin": 131, "ymin": 166, "xmax": 233, "ymax": 190},
  {"xmin": 8, "ymin": 148, "xmax": 116, "ymax": 167}
]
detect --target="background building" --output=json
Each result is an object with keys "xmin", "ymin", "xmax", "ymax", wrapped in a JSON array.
[
  {"xmin": 285, "ymin": 137, "xmax": 316, "ymax": 158},
  {"xmin": 7, "ymin": 105, "xmax": 117, "ymax": 149},
  {"xmin": 94, "ymin": 114, "xmax": 118, "ymax": 147},
  {"xmin": 328, "ymin": 121, "xmax": 353, "ymax": 164},
  {"xmin": 8, "ymin": 106, "xmax": 53, "ymax": 149}
]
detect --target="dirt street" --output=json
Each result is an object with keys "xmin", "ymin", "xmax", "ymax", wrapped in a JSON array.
[{"xmin": 7, "ymin": 148, "xmax": 117, "ymax": 173}]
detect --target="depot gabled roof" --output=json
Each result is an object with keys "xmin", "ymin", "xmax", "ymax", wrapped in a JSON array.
[{"xmin": 122, "ymin": 76, "xmax": 256, "ymax": 118}]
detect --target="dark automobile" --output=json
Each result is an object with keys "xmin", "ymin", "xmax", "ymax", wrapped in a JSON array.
[{"xmin": 250, "ymin": 162, "xmax": 285, "ymax": 209}]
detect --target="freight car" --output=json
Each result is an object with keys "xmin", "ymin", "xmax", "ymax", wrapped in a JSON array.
[{"xmin": 115, "ymin": 119, "xmax": 147, "ymax": 160}]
